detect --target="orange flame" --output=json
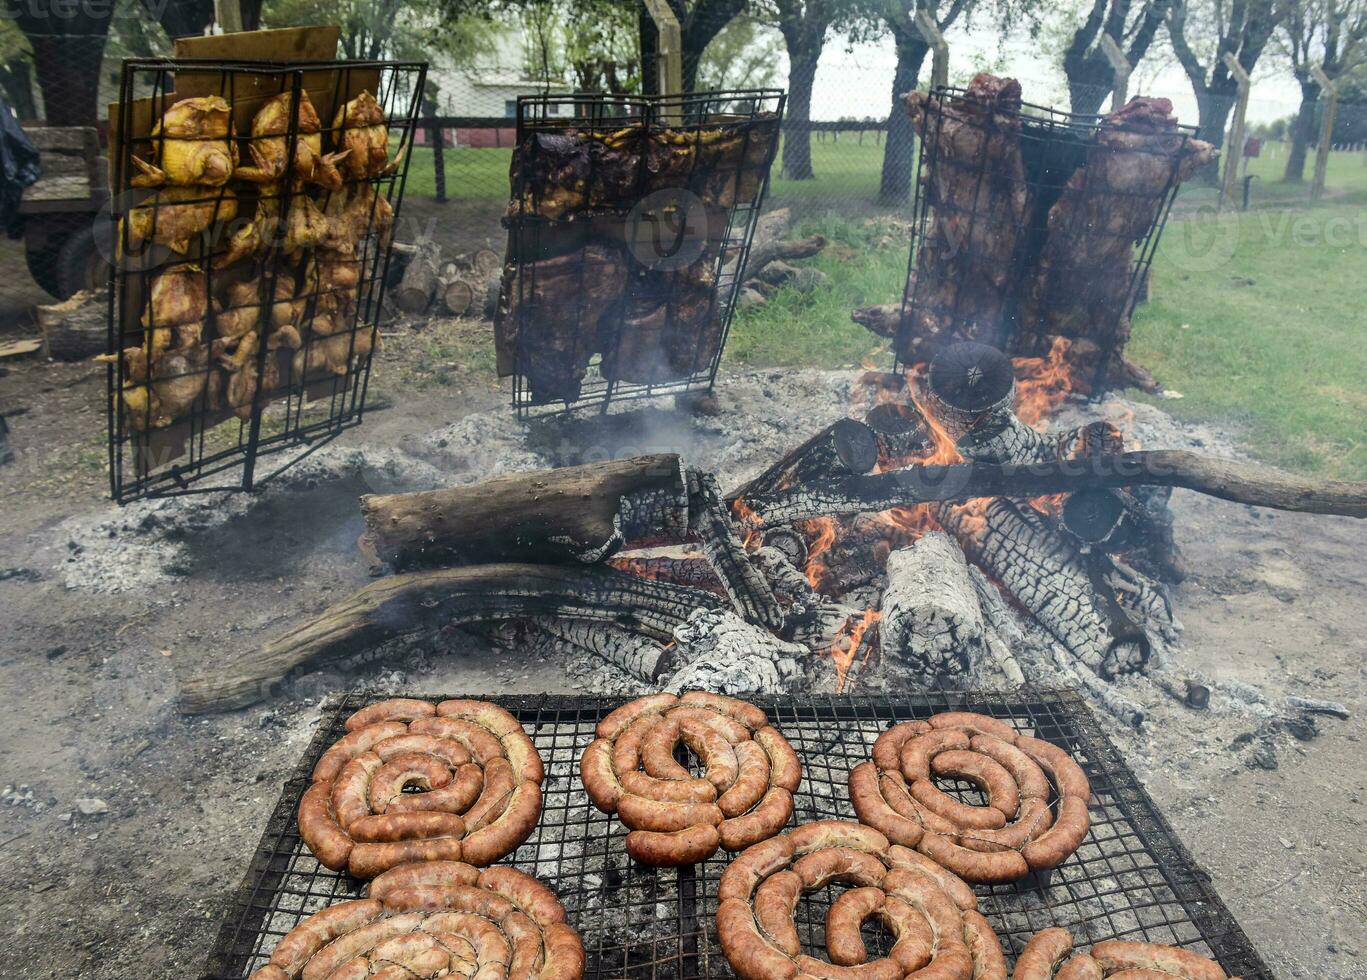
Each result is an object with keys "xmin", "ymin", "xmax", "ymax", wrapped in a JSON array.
[
  {"xmin": 803, "ymin": 517, "xmax": 838, "ymax": 589},
  {"xmin": 1012, "ymin": 336, "xmax": 1076, "ymax": 427},
  {"xmin": 831, "ymin": 608, "xmax": 880, "ymax": 692}
]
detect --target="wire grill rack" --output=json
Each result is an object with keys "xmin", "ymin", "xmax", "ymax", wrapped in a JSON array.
[
  {"xmin": 204, "ymin": 691, "xmax": 1272, "ymax": 979},
  {"xmin": 897, "ymin": 85, "xmax": 1196, "ymax": 394},
  {"xmin": 499, "ymin": 90, "xmax": 784, "ymax": 418},
  {"xmin": 107, "ymin": 58, "xmax": 424, "ymax": 503}
]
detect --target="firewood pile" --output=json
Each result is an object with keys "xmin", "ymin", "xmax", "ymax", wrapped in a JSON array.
[
  {"xmin": 853, "ymin": 73, "xmax": 1216, "ymax": 395},
  {"xmin": 184, "ymin": 339, "xmax": 1367, "ymax": 735}
]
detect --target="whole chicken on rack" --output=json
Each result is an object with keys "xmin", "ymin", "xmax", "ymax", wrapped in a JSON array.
[
  {"xmin": 332, "ymin": 90, "xmax": 402, "ymax": 180},
  {"xmin": 131, "ymin": 96, "xmax": 236, "ymax": 188},
  {"xmin": 233, "ymin": 90, "xmax": 348, "ymax": 190},
  {"xmin": 125, "ymin": 185, "xmax": 239, "ymax": 255}
]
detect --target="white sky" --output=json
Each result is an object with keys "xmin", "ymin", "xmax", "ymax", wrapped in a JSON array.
[{"xmin": 794, "ymin": 14, "xmax": 1308, "ymax": 127}]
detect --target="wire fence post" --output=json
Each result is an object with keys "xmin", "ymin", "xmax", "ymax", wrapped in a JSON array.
[
  {"xmin": 1220, "ymin": 53, "xmax": 1251, "ymax": 211},
  {"xmin": 1310, "ymin": 65, "xmax": 1338, "ymax": 202}
]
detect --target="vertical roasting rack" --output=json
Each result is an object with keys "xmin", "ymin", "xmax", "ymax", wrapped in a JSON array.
[
  {"xmin": 897, "ymin": 86, "xmax": 1197, "ymax": 394},
  {"xmin": 499, "ymin": 90, "xmax": 785, "ymax": 418},
  {"xmin": 206, "ymin": 691, "xmax": 1273, "ymax": 979},
  {"xmin": 106, "ymin": 57, "xmax": 425, "ymax": 503}
]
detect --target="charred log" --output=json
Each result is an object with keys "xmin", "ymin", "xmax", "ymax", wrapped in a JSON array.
[
  {"xmin": 939, "ymin": 499, "xmax": 1148, "ymax": 678},
  {"xmin": 729, "ymin": 418, "xmax": 879, "ymax": 504},
  {"xmin": 688, "ymin": 472, "xmax": 783, "ymax": 629},
  {"xmin": 359, "ymin": 454, "xmax": 688, "ymax": 570},
  {"xmin": 864, "ymin": 402, "xmax": 931, "ymax": 467},
  {"xmin": 524, "ymin": 617, "xmax": 676, "ymax": 682},
  {"xmin": 736, "ymin": 451, "xmax": 1367, "ymax": 526},
  {"xmin": 608, "ymin": 553, "xmax": 726, "ymax": 595},
  {"xmin": 179, "ymin": 563, "xmax": 724, "ymax": 713},
  {"xmin": 663, "ymin": 609, "xmax": 807, "ymax": 695},
  {"xmin": 879, "ymin": 532, "xmax": 982, "ymax": 685}
]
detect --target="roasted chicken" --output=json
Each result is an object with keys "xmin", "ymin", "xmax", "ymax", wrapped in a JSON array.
[
  {"xmin": 125, "ymin": 185, "xmax": 239, "ymax": 255},
  {"xmin": 101, "ymin": 341, "xmax": 211, "ymax": 431},
  {"xmin": 142, "ymin": 265, "xmax": 209, "ymax": 335},
  {"xmin": 131, "ymin": 96, "xmax": 236, "ymax": 188},
  {"xmin": 332, "ymin": 91, "xmax": 400, "ymax": 180},
  {"xmin": 234, "ymin": 91, "xmax": 347, "ymax": 190},
  {"xmin": 322, "ymin": 184, "xmax": 393, "ymax": 252},
  {"xmin": 216, "ymin": 188, "xmax": 329, "ymax": 268}
]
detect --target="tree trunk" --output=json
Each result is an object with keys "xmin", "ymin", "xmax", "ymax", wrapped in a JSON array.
[
  {"xmin": 1191, "ymin": 87, "xmax": 1236, "ymax": 184},
  {"xmin": 1284, "ymin": 79, "xmax": 1320, "ymax": 184},
  {"xmin": 781, "ymin": 51, "xmax": 820, "ymax": 181},
  {"xmin": 17, "ymin": 26, "xmax": 111, "ymax": 126},
  {"xmin": 877, "ymin": 32, "xmax": 928, "ymax": 206}
]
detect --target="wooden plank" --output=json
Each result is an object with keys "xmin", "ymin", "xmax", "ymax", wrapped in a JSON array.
[
  {"xmin": 173, "ymin": 26, "xmax": 340, "ymax": 62},
  {"xmin": 24, "ymin": 175, "xmax": 93, "ymax": 201},
  {"xmin": 32, "ymin": 154, "xmax": 90, "ymax": 177},
  {"xmin": 22, "ymin": 126, "xmax": 97, "ymax": 151},
  {"xmin": 0, "ymin": 338, "xmax": 42, "ymax": 359}
]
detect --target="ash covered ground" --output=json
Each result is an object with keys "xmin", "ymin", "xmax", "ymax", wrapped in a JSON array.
[{"xmin": 0, "ymin": 361, "xmax": 1363, "ymax": 978}]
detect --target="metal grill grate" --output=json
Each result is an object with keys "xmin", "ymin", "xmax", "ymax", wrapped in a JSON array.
[{"xmin": 204, "ymin": 692, "xmax": 1272, "ymax": 979}]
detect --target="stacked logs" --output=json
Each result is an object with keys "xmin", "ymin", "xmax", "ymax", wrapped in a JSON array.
[
  {"xmin": 716, "ymin": 819, "xmax": 1006, "ymax": 980},
  {"xmin": 298, "ymin": 698, "xmax": 544, "ymax": 878},
  {"xmin": 579, "ymin": 692, "xmax": 801, "ymax": 865},
  {"xmin": 849, "ymin": 712, "xmax": 1091, "ymax": 884},
  {"xmin": 248, "ymin": 860, "xmax": 585, "ymax": 980}
]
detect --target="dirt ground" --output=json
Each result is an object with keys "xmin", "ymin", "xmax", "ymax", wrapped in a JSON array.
[{"xmin": 0, "ymin": 345, "xmax": 1364, "ymax": 979}]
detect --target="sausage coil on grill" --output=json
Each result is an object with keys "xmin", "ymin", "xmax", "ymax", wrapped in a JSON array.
[
  {"xmin": 850, "ymin": 711, "xmax": 1091, "ymax": 883},
  {"xmin": 299, "ymin": 698, "xmax": 545, "ymax": 878},
  {"xmin": 1011, "ymin": 929, "xmax": 1233, "ymax": 980},
  {"xmin": 580, "ymin": 692, "xmax": 801, "ymax": 866},
  {"xmin": 249, "ymin": 861, "xmax": 585, "ymax": 980},
  {"xmin": 716, "ymin": 819, "xmax": 1007, "ymax": 980}
]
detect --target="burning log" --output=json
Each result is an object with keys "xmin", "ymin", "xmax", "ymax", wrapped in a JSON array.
[
  {"xmin": 179, "ymin": 563, "xmax": 725, "ymax": 713},
  {"xmin": 729, "ymin": 418, "xmax": 879, "ymax": 504},
  {"xmin": 805, "ymin": 513, "xmax": 896, "ymax": 596},
  {"xmin": 749, "ymin": 545, "xmax": 822, "ymax": 614},
  {"xmin": 689, "ymin": 471, "xmax": 783, "ymax": 629},
  {"xmin": 523, "ymin": 617, "xmax": 676, "ymax": 682},
  {"xmin": 940, "ymin": 499, "xmax": 1148, "ymax": 677},
  {"xmin": 360, "ymin": 454, "xmax": 689, "ymax": 569},
  {"xmin": 608, "ymin": 553, "xmax": 725, "ymax": 595},
  {"xmin": 732, "ymin": 451, "xmax": 1367, "ymax": 525},
  {"xmin": 663, "ymin": 609, "xmax": 807, "ymax": 695},
  {"xmin": 968, "ymin": 568, "xmax": 1027, "ymax": 687},
  {"xmin": 879, "ymin": 532, "xmax": 983, "ymax": 685},
  {"xmin": 863, "ymin": 402, "xmax": 931, "ymax": 467}
]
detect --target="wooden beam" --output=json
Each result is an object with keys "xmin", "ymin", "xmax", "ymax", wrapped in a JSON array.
[
  {"xmin": 914, "ymin": 10, "xmax": 949, "ymax": 90},
  {"xmin": 1099, "ymin": 35, "xmax": 1130, "ymax": 112},
  {"xmin": 1221, "ymin": 53, "xmax": 1252, "ymax": 209},
  {"xmin": 1310, "ymin": 64, "xmax": 1339, "ymax": 202},
  {"xmin": 735, "ymin": 450, "xmax": 1367, "ymax": 526}
]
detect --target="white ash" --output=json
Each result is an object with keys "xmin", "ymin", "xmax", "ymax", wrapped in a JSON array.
[
  {"xmin": 56, "ymin": 446, "xmax": 444, "ymax": 594},
  {"xmin": 663, "ymin": 609, "xmax": 807, "ymax": 695}
]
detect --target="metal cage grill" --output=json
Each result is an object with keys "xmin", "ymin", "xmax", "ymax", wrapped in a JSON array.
[
  {"xmin": 106, "ymin": 58, "xmax": 425, "ymax": 503},
  {"xmin": 204, "ymin": 691, "xmax": 1271, "ymax": 979},
  {"xmin": 897, "ymin": 86, "xmax": 1197, "ymax": 394},
  {"xmin": 499, "ymin": 90, "xmax": 785, "ymax": 417}
]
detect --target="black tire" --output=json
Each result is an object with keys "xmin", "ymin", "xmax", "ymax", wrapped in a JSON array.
[
  {"xmin": 25, "ymin": 244, "xmax": 63, "ymax": 297},
  {"xmin": 52, "ymin": 223, "xmax": 110, "ymax": 299}
]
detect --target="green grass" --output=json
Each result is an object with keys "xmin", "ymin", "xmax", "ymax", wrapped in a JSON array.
[
  {"xmin": 724, "ymin": 214, "xmax": 904, "ymax": 367},
  {"xmin": 1130, "ymin": 190, "xmax": 1367, "ymax": 480},
  {"xmin": 395, "ymin": 136, "xmax": 1366, "ymax": 478}
]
